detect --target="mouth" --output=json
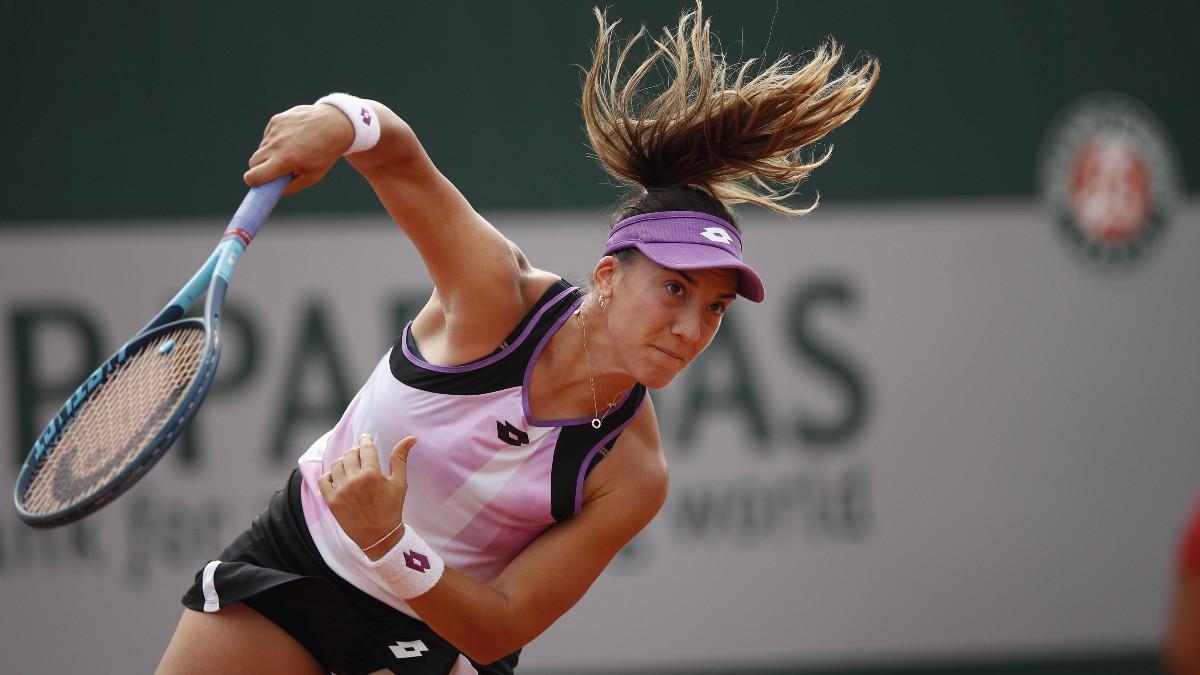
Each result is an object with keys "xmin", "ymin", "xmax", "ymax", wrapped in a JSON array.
[{"xmin": 653, "ymin": 346, "xmax": 685, "ymax": 363}]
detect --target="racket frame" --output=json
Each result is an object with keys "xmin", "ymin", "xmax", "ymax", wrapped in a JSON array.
[{"xmin": 14, "ymin": 176, "xmax": 287, "ymax": 528}]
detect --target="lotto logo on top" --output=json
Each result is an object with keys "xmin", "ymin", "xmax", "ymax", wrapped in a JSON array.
[
  {"xmin": 497, "ymin": 420, "xmax": 530, "ymax": 446},
  {"xmin": 700, "ymin": 227, "xmax": 733, "ymax": 245}
]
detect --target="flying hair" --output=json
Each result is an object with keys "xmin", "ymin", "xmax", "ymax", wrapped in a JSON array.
[{"xmin": 582, "ymin": 2, "xmax": 879, "ymax": 217}]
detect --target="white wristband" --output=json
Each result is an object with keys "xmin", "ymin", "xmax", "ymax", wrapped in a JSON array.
[
  {"xmin": 366, "ymin": 524, "xmax": 445, "ymax": 599},
  {"xmin": 315, "ymin": 93, "xmax": 381, "ymax": 155}
]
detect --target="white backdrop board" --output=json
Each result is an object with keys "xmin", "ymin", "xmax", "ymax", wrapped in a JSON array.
[{"xmin": 0, "ymin": 201, "xmax": 1196, "ymax": 673}]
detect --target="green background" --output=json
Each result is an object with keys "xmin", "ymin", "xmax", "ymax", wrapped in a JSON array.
[{"xmin": 1, "ymin": 1, "xmax": 1196, "ymax": 223}]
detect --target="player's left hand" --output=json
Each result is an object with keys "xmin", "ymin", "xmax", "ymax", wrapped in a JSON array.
[{"xmin": 319, "ymin": 434, "xmax": 416, "ymax": 559}]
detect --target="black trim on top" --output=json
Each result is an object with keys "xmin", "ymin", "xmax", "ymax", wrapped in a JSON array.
[
  {"xmin": 389, "ymin": 280, "xmax": 576, "ymax": 396},
  {"xmin": 548, "ymin": 385, "xmax": 647, "ymax": 523}
]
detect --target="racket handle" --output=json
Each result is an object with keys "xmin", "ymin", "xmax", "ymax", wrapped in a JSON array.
[{"xmin": 223, "ymin": 174, "xmax": 291, "ymax": 244}]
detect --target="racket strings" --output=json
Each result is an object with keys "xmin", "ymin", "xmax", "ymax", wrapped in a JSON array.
[{"xmin": 21, "ymin": 327, "xmax": 208, "ymax": 515}]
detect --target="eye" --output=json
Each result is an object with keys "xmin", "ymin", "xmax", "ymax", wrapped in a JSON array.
[
  {"xmin": 709, "ymin": 302, "xmax": 728, "ymax": 316},
  {"xmin": 665, "ymin": 281, "xmax": 684, "ymax": 295}
]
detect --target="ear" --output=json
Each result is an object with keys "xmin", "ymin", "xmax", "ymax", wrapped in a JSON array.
[{"xmin": 592, "ymin": 255, "xmax": 618, "ymax": 298}]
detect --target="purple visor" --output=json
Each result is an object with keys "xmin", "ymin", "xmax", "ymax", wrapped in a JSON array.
[{"xmin": 603, "ymin": 210, "xmax": 765, "ymax": 302}]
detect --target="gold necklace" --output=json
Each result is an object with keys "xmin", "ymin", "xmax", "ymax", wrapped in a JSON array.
[{"xmin": 574, "ymin": 299, "xmax": 629, "ymax": 429}]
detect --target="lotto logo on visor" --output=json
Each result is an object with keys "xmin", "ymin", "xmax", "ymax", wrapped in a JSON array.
[
  {"xmin": 700, "ymin": 227, "xmax": 733, "ymax": 245},
  {"xmin": 602, "ymin": 210, "xmax": 766, "ymax": 302}
]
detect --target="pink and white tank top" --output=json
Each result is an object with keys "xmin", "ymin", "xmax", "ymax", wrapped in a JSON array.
[{"xmin": 297, "ymin": 281, "xmax": 647, "ymax": 617}]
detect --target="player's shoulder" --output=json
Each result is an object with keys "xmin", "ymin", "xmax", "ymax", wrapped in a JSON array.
[{"xmin": 518, "ymin": 266, "xmax": 570, "ymax": 309}]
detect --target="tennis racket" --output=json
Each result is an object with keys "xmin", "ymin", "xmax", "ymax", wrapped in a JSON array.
[{"xmin": 13, "ymin": 175, "xmax": 291, "ymax": 528}]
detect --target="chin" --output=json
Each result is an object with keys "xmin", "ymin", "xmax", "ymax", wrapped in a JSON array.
[{"xmin": 634, "ymin": 365, "xmax": 682, "ymax": 390}]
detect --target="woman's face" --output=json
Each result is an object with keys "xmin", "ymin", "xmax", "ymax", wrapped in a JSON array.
[{"xmin": 603, "ymin": 254, "xmax": 739, "ymax": 389}]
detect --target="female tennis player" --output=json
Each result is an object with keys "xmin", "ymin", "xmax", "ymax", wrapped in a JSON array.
[{"xmin": 157, "ymin": 6, "xmax": 876, "ymax": 674}]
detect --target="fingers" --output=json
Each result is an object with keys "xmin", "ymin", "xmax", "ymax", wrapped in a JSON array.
[
  {"xmin": 342, "ymin": 445, "xmax": 362, "ymax": 472},
  {"xmin": 243, "ymin": 158, "xmax": 291, "ymax": 188},
  {"xmin": 325, "ymin": 435, "xmax": 412, "ymax": 496},
  {"xmin": 247, "ymin": 145, "xmax": 268, "ymax": 170},
  {"xmin": 390, "ymin": 437, "xmax": 417, "ymax": 476},
  {"xmin": 330, "ymin": 456, "xmax": 347, "ymax": 484},
  {"xmin": 337, "ymin": 435, "xmax": 380, "ymax": 477},
  {"xmin": 243, "ymin": 130, "xmax": 281, "ymax": 186},
  {"xmin": 283, "ymin": 171, "xmax": 318, "ymax": 196},
  {"xmin": 358, "ymin": 434, "xmax": 382, "ymax": 472},
  {"xmin": 243, "ymin": 104, "xmax": 344, "ymax": 192}
]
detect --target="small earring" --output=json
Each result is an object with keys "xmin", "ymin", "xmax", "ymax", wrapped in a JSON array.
[{"xmin": 598, "ymin": 294, "xmax": 608, "ymax": 310}]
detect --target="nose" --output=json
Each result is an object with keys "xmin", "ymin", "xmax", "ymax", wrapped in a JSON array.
[{"xmin": 670, "ymin": 307, "xmax": 702, "ymax": 344}]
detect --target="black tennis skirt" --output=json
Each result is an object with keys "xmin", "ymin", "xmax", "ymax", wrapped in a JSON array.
[{"xmin": 181, "ymin": 470, "xmax": 519, "ymax": 675}]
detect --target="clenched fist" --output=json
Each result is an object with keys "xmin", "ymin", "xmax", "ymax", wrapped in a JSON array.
[{"xmin": 319, "ymin": 434, "xmax": 417, "ymax": 561}]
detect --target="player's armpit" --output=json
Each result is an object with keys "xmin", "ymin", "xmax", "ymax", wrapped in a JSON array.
[{"xmin": 344, "ymin": 101, "xmax": 532, "ymax": 359}]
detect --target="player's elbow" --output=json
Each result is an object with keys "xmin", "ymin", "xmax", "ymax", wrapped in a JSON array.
[
  {"xmin": 453, "ymin": 614, "xmax": 541, "ymax": 665},
  {"xmin": 457, "ymin": 634, "xmax": 525, "ymax": 667},
  {"xmin": 463, "ymin": 647, "xmax": 510, "ymax": 667}
]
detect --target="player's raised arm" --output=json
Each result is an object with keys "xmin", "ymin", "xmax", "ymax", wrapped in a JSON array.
[{"xmin": 244, "ymin": 96, "xmax": 536, "ymax": 362}]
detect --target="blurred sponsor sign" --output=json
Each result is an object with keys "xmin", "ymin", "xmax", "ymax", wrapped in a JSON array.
[{"xmin": 0, "ymin": 202, "xmax": 1197, "ymax": 672}]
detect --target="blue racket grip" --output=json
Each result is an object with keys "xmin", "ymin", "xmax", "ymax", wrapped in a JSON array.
[{"xmin": 223, "ymin": 174, "xmax": 291, "ymax": 244}]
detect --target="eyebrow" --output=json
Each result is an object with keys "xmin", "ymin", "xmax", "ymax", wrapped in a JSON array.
[{"xmin": 677, "ymin": 270, "xmax": 737, "ymax": 300}]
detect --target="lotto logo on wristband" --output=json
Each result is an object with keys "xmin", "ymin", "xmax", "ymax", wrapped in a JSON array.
[
  {"xmin": 404, "ymin": 550, "xmax": 431, "ymax": 573},
  {"xmin": 315, "ymin": 93, "xmax": 381, "ymax": 155},
  {"xmin": 371, "ymin": 528, "xmax": 444, "ymax": 598}
]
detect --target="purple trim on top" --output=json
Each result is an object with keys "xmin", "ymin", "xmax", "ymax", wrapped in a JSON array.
[
  {"xmin": 524, "ymin": 293, "xmax": 600, "ymax": 427},
  {"xmin": 400, "ymin": 285, "xmax": 578, "ymax": 373},
  {"xmin": 573, "ymin": 393, "xmax": 648, "ymax": 515},
  {"xmin": 520, "ymin": 291, "xmax": 638, "ymax": 427}
]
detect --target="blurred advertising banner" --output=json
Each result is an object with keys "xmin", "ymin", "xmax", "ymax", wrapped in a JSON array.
[{"xmin": 0, "ymin": 200, "xmax": 1197, "ymax": 673}]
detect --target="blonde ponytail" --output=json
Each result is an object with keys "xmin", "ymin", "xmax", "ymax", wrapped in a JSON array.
[{"xmin": 582, "ymin": 3, "xmax": 879, "ymax": 217}]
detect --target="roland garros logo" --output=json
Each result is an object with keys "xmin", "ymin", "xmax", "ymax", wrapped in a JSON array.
[{"xmin": 1037, "ymin": 92, "xmax": 1182, "ymax": 269}]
